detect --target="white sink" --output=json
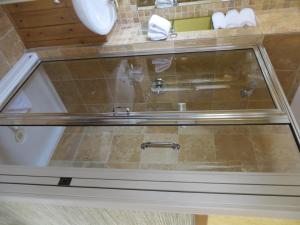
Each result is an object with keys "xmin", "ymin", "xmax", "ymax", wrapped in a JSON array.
[{"xmin": 72, "ymin": 0, "xmax": 117, "ymax": 35}]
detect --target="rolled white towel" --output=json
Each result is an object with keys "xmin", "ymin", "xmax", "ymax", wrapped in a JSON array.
[
  {"xmin": 240, "ymin": 8, "xmax": 256, "ymax": 27},
  {"xmin": 225, "ymin": 9, "xmax": 242, "ymax": 29},
  {"xmin": 155, "ymin": 0, "xmax": 173, "ymax": 8},
  {"xmin": 148, "ymin": 15, "xmax": 171, "ymax": 41},
  {"xmin": 212, "ymin": 12, "xmax": 226, "ymax": 29}
]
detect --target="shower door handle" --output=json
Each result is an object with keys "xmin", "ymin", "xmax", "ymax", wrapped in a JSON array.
[
  {"xmin": 141, "ymin": 142, "xmax": 180, "ymax": 151},
  {"xmin": 113, "ymin": 107, "xmax": 130, "ymax": 116}
]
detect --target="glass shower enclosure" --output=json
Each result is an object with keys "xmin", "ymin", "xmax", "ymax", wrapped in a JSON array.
[{"xmin": 0, "ymin": 45, "xmax": 299, "ymax": 217}]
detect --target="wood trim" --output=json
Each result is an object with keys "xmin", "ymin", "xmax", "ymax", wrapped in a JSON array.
[
  {"xmin": 19, "ymin": 23, "xmax": 99, "ymax": 42},
  {"xmin": 25, "ymin": 36, "xmax": 107, "ymax": 48},
  {"xmin": 5, "ymin": 0, "xmax": 70, "ymax": 13},
  {"xmin": 3, "ymin": 0, "xmax": 107, "ymax": 48},
  {"xmin": 11, "ymin": 7, "xmax": 79, "ymax": 28}
]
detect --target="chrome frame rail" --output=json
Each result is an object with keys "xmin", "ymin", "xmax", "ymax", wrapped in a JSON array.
[
  {"xmin": 0, "ymin": 45, "xmax": 289, "ymax": 126},
  {"xmin": 0, "ymin": 53, "xmax": 41, "ymax": 112},
  {"xmin": 40, "ymin": 45, "xmax": 262, "ymax": 61},
  {"xmin": 0, "ymin": 111, "xmax": 289, "ymax": 125}
]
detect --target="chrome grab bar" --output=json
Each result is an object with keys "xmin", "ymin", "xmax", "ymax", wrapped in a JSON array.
[
  {"xmin": 141, "ymin": 142, "xmax": 180, "ymax": 151},
  {"xmin": 113, "ymin": 107, "xmax": 130, "ymax": 116}
]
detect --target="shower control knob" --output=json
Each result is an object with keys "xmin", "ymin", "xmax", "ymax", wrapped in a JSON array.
[{"xmin": 154, "ymin": 78, "xmax": 165, "ymax": 88}]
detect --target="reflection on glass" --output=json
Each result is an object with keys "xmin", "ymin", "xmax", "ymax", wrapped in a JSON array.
[
  {"xmin": 276, "ymin": 69, "xmax": 300, "ymax": 127},
  {"xmin": 0, "ymin": 125, "xmax": 299, "ymax": 173},
  {"xmin": 3, "ymin": 49, "xmax": 275, "ymax": 114},
  {"xmin": 4, "ymin": 69, "xmax": 67, "ymax": 114}
]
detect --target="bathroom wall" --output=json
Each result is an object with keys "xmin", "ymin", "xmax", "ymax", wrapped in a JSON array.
[
  {"xmin": 0, "ymin": 6, "xmax": 24, "ymax": 79},
  {"xmin": 117, "ymin": 0, "xmax": 300, "ymax": 24},
  {"xmin": 263, "ymin": 33, "xmax": 300, "ymax": 104},
  {"xmin": 0, "ymin": 7, "xmax": 25, "ymax": 79},
  {"xmin": 263, "ymin": 33, "xmax": 300, "ymax": 125}
]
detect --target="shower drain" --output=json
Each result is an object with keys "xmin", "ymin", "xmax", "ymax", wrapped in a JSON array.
[{"xmin": 15, "ymin": 128, "xmax": 26, "ymax": 144}]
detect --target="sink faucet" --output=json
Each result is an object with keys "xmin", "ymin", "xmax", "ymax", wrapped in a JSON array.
[{"xmin": 155, "ymin": 0, "xmax": 177, "ymax": 8}]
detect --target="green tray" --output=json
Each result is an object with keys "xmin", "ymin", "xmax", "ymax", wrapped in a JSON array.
[{"xmin": 173, "ymin": 16, "xmax": 212, "ymax": 32}]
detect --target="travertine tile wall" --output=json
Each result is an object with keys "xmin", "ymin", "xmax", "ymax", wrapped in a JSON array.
[
  {"xmin": 117, "ymin": 0, "xmax": 300, "ymax": 24},
  {"xmin": 31, "ymin": 2, "xmax": 299, "ymax": 60},
  {"xmin": 263, "ymin": 33, "xmax": 300, "ymax": 103},
  {"xmin": 0, "ymin": 6, "xmax": 25, "ymax": 79}
]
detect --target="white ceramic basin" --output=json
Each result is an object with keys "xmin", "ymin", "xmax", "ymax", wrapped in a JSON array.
[{"xmin": 72, "ymin": 0, "xmax": 117, "ymax": 35}]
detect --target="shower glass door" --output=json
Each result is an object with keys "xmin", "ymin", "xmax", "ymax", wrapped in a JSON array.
[
  {"xmin": 1, "ymin": 124, "xmax": 299, "ymax": 173},
  {"xmin": 1, "ymin": 48, "xmax": 277, "ymax": 115}
]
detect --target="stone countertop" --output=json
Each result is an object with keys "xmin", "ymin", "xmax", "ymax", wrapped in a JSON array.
[
  {"xmin": 256, "ymin": 7, "xmax": 300, "ymax": 34},
  {"xmin": 32, "ymin": 7, "xmax": 300, "ymax": 59},
  {"xmin": 105, "ymin": 7, "xmax": 300, "ymax": 46}
]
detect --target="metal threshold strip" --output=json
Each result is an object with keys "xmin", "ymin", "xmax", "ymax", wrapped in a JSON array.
[{"xmin": 2, "ymin": 172, "xmax": 300, "ymax": 196}]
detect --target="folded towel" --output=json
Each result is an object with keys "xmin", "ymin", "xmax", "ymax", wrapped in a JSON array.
[
  {"xmin": 5, "ymin": 92, "xmax": 32, "ymax": 113},
  {"xmin": 225, "ymin": 9, "xmax": 242, "ymax": 29},
  {"xmin": 155, "ymin": 0, "xmax": 173, "ymax": 8},
  {"xmin": 148, "ymin": 25, "xmax": 169, "ymax": 36},
  {"xmin": 240, "ymin": 8, "xmax": 256, "ymax": 27},
  {"xmin": 212, "ymin": 12, "xmax": 226, "ymax": 29},
  {"xmin": 149, "ymin": 15, "xmax": 171, "ymax": 34},
  {"xmin": 148, "ymin": 31, "xmax": 168, "ymax": 41},
  {"xmin": 148, "ymin": 15, "xmax": 171, "ymax": 41}
]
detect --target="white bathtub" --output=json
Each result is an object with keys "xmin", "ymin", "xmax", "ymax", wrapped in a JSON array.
[{"xmin": 0, "ymin": 53, "xmax": 66, "ymax": 166}]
